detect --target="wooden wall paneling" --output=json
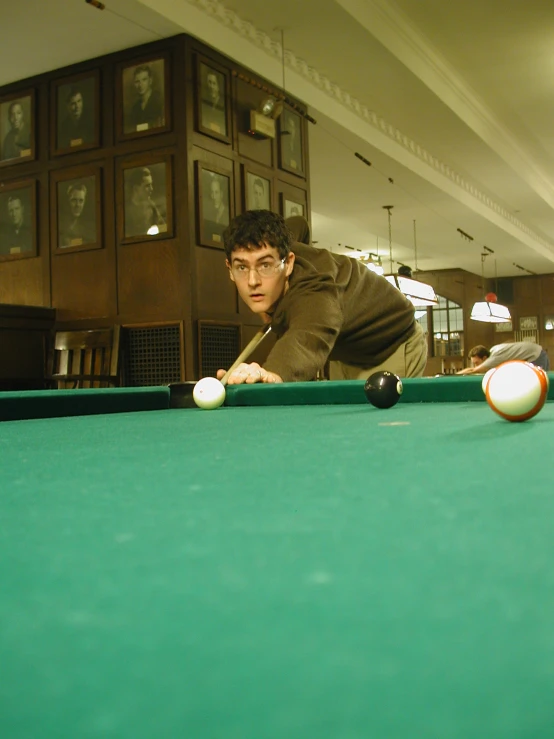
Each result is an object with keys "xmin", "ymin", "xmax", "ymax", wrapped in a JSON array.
[
  {"xmin": 0, "ymin": 33, "xmax": 312, "ymax": 385},
  {"xmin": 115, "ymin": 148, "xmax": 181, "ymax": 320},
  {"xmin": 0, "ymin": 257, "xmax": 43, "ymax": 306},
  {"xmin": 118, "ymin": 240, "xmax": 183, "ymax": 320},
  {"xmin": 50, "ymin": 161, "xmax": 116, "ymax": 316},
  {"xmin": 173, "ymin": 37, "xmax": 195, "ymax": 381},
  {"xmin": 195, "ymin": 244, "xmax": 238, "ymax": 318}
]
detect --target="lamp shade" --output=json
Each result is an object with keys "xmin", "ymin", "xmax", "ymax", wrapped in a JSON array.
[
  {"xmin": 385, "ymin": 274, "xmax": 438, "ymax": 307},
  {"xmin": 470, "ymin": 301, "xmax": 511, "ymax": 323}
]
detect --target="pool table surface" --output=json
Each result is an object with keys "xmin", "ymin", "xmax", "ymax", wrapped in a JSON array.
[{"xmin": 1, "ymin": 377, "xmax": 554, "ymax": 739}]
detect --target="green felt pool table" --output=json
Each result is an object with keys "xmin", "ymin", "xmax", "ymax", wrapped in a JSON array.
[{"xmin": 1, "ymin": 377, "xmax": 554, "ymax": 739}]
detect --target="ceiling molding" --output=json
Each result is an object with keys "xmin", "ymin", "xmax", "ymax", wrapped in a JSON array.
[
  {"xmin": 150, "ymin": 0, "xmax": 554, "ymax": 258},
  {"xmin": 336, "ymin": 0, "xmax": 554, "ymax": 210}
]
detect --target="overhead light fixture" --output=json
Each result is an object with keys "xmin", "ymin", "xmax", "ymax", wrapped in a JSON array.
[
  {"xmin": 471, "ymin": 250, "xmax": 511, "ymax": 324},
  {"xmin": 382, "ymin": 207, "xmax": 438, "ymax": 307},
  {"xmin": 470, "ymin": 301, "xmax": 511, "ymax": 323},
  {"xmin": 360, "ymin": 251, "xmax": 384, "ymax": 275},
  {"xmin": 385, "ymin": 274, "xmax": 439, "ymax": 306}
]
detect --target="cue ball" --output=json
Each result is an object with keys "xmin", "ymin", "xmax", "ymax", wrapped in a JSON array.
[
  {"xmin": 364, "ymin": 371, "xmax": 403, "ymax": 409},
  {"xmin": 485, "ymin": 360, "xmax": 548, "ymax": 422},
  {"xmin": 193, "ymin": 377, "xmax": 226, "ymax": 409}
]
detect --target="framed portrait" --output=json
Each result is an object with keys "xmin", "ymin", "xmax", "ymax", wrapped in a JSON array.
[
  {"xmin": 119, "ymin": 55, "xmax": 170, "ymax": 139},
  {"xmin": 196, "ymin": 59, "xmax": 230, "ymax": 143},
  {"xmin": 519, "ymin": 316, "xmax": 538, "ymax": 331},
  {"xmin": 0, "ymin": 90, "xmax": 35, "ymax": 166},
  {"xmin": 245, "ymin": 170, "xmax": 270, "ymax": 211},
  {"xmin": 279, "ymin": 191, "xmax": 307, "ymax": 220},
  {"xmin": 0, "ymin": 179, "xmax": 36, "ymax": 260},
  {"xmin": 52, "ymin": 166, "xmax": 102, "ymax": 254},
  {"xmin": 279, "ymin": 108, "xmax": 304, "ymax": 176},
  {"xmin": 196, "ymin": 162, "xmax": 232, "ymax": 248},
  {"xmin": 283, "ymin": 198, "xmax": 305, "ymax": 219},
  {"xmin": 494, "ymin": 320, "xmax": 513, "ymax": 333},
  {"xmin": 52, "ymin": 71, "xmax": 99, "ymax": 155},
  {"xmin": 120, "ymin": 156, "xmax": 172, "ymax": 244}
]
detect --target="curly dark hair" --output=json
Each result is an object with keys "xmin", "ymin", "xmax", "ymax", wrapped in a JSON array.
[{"xmin": 223, "ymin": 210, "xmax": 293, "ymax": 260}]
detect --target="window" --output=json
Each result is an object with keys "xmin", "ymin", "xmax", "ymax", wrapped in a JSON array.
[
  {"xmin": 432, "ymin": 296, "xmax": 463, "ymax": 356},
  {"xmin": 416, "ymin": 295, "xmax": 464, "ymax": 357}
]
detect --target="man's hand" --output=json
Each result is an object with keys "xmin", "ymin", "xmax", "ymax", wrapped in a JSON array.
[
  {"xmin": 216, "ymin": 362, "xmax": 283, "ymax": 385},
  {"xmin": 457, "ymin": 367, "xmax": 477, "ymax": 375}
]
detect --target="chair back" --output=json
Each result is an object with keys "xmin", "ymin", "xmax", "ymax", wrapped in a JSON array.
[{"xmin": 48, "ymin": 325, "xmax": 121, "ymax": 389}]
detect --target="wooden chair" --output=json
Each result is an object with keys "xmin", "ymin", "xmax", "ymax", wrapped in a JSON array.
[{"xmin": 47, "ymin": 325, "xmax": 121, "ymax": 389}]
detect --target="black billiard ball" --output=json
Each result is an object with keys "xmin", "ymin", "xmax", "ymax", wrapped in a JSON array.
[{"xmin": 364, "ymin": 371, "xmax": 403, "ymax": 409}]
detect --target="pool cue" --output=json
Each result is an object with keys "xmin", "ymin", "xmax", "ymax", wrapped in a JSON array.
[{"xmin": 220, "ymin": 325, "xmax": 272, "ymax": 386}]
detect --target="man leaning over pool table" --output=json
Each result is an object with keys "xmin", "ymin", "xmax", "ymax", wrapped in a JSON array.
[{"xmin": 216, "ymin": 210, "xmax": 427, "ymax": 386}]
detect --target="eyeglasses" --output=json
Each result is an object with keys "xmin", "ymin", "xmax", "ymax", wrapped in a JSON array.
[{"xmin": 231, "ymin": 259, "xmax": 285, "ymax": 280}]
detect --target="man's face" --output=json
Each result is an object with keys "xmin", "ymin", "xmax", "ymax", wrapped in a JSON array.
[
  {"xmin": 210, "ymin": 180, "xmax": 222, "ymax": 208},
  {"xmin": 9, "ymin": 104, "xmax": 23, "ymax": 130},
  {"xmin": 227, "ymin": 243, "xmax": 295, "ymax": 316},
  {"xmin": 7, "ymin": 199, "xmax": 23, "ymax": 227},
  {"xmin": 253, "ymin": 184, "xmax": 264, "ymax": 209},
  {"xmin": 471, "ymin": 355, "xmax": 484, "ymax": 368},
  {"xmin": 68, "ymin": 93, "xmax": 83, "ymax": 121},
  {"xmin": 69, "ymin": 189, "xmax": 86, "ymax": 217},
  {"xmin": 134, "ymin": 71, "xmax": 152, "ymax": 97},
  {"xmin": 207, "ymin": 73, "xmax": 219, "ymax": 102}
]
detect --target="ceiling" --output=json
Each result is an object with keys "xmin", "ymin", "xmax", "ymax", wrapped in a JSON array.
[{"xmin": 2, "ymin": 0, "xmax": 554, "ymax": 276}]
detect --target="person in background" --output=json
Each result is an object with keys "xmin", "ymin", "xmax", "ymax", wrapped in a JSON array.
[{"xmin": 457, "ymin": 342, "xmax": 550, "ymax": 374}]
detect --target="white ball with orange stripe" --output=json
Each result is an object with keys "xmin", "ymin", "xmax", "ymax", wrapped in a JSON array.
[{"xmin": 485, "ymin": 360, "xmax": 548, "ymax": 422}]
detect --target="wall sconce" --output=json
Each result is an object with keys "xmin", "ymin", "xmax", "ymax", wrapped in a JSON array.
[{"xmin": 249, "ymin": 96, "xmax": 283, "ymax": 139}]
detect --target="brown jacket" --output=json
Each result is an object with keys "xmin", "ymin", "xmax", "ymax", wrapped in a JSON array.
[{"xmin": 264, "ymin": 242, "xmax": 415, "ymax": 381}]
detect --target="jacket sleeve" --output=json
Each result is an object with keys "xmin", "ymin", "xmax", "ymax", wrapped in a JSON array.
[{"xmin": 263, "ymin": 277, "xmax": 343, "ymax": 381}]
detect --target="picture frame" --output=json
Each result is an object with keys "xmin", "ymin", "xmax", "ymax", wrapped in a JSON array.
[
  {"xmin": 118, "ymin": 54, "xmax": 170, "ymax": 140},
  {"xmin": 279, "ymin": 108, "xmax": 304, "ymax": 176},
  {"xmin": 196, "ymin": 58, "xmax": 231, "ymax": 144},
  {"xmin": 0, "ymin": 179, "xmax": 37, "ymax": 261},
  {"xmin": 279, "ymin": 191, "xmax": 307, "ymax": 221},
  {"xmin": 196, "ymin": 161, "xmax": 233, "ymax": 248},
  {"xmin": 52, "ymin": 165, "xmax": 102, "ymax": 254},
  {"xmin": 119, "ymin": 154, "xmax": 173, "ymax": 244},
  {"xmin": 52, "ymin": 70, "xmax": 100, "ymax": 155},
  {"xmin": 519, "ymin": 316, "xmax": 538, "ymax": 331},
  {"xmin": 0, "ymin": 90, "xmax": 35, "ymax": 167},
  {"xmin": 283, "ymin": 197, "xmax": 305, "ymax": 219},
  {"xmin": 494, "ymin": 320, "xmax": 513, "ymax": 333},
  {"xmin": 244, "ymin": 167, "xmax": 271, "ymax": 211}
]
